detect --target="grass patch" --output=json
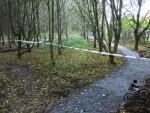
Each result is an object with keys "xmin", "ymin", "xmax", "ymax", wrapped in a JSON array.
[
  {"xmin": 62, "ymin": 38, "xmax": 92, "ymax": 49},
  {"xmin": 40, "ymin": 38, "xmax": 93, "ymax": 49},
  {"xmin": 0, "ymin": 47, "xmax": 123, "ymax": 113}
]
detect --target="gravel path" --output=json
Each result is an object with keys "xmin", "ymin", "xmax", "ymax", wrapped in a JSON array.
[{"xmin": 49, "ymin": 46, "xmax": 150, "ymax": 113}]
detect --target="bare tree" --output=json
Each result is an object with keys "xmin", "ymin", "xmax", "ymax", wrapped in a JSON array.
[
  {"xmin": 56, "ymin": 0, "xmax": 67, "ymax": 55},
  {"xmin": 7, "ymin": 0, "xmax": 42, "ymax": 58},
  {"xmin": 46, "ymin": 0, "xmax": 55, "ymax": 65},
  {"xmin": 74, "ymin": 0, "xmax": 103, "ymax": 49},
  {"xmin": 74, "ymin": 0, "xmax": 123, "ymax": 63},
  {"xmin": 125, "ymin": 0, "xmax": 150, "ymax": 51},
  {"xmin": 104, "ymin": 0, "xmax": 123, "ymax": 64}
]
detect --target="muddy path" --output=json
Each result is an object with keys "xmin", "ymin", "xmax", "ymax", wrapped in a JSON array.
[{"xmin": 49, "ymin": 46, "xmax": 150, "ymax": 113}]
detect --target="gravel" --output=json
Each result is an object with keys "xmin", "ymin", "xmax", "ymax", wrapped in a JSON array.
[{"xmin": 49, "ymin": 46, "xmax": 150, "ymax": 113}]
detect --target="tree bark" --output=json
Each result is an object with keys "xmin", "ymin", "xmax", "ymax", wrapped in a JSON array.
[
  {"xmin": 134, "ymin": 35, "xmax": 139, "ymax": 51},
  {"xmin": 109, "ymin": 55, "xmax": 115, "ymax": 64},
  {"xmin": 92, "ymin": 30, "xmax": 97, "ymax": 48},
  {"xmin": 51, "ymin": 0, "xmax": 55, "ymax": 65},
  {"xmin": 57, "ymin": 0, "xmax": 62, "ymax": 55},
  {"xmin": 93, "ymin": 0, "xmax": 102, "ymax": 52},
  {"xmin": 17, "ymin": 33, "xmax": 22, "ymax": 59},
  {"xmin": 0, "ymin": 26, "xmax": 5, "ymax": 46}
]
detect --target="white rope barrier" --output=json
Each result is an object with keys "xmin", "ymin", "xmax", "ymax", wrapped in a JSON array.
[{"xmin": 7, "ymin": 40, "xmax": 150, "ymax": 61}]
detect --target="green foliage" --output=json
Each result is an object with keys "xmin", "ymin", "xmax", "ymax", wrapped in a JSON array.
[
  {"xmin": 122, "ymin": 17, "xmax": 132, "ymax": 30},
  {"xmin": 122, "ymin": 16, "xmax": 150, "ymax": 30},
  {"xmin": 40, "ymin": 44, "xmax": 49, "ymax": 49},
  {"xmin": 63, "ymin": 38, "xmax": 92, "ymax": 49},
  {"xmin": 40, "ymin": 37, "xmax": 92, "ymax": 49}
]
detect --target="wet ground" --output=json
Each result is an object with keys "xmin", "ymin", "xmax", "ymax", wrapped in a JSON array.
[{"xmin": 49, "ymin": 46, "xmax": 150, "ymax": 113}]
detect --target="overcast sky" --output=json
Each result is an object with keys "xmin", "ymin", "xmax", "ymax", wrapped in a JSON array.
[
  {"xmin": 123, "ymin": 0, "xmax": 150, "ymax": 16},
  {"xmin": 141, "ymin": 0, "xmax": 150, "ymax": 15}
]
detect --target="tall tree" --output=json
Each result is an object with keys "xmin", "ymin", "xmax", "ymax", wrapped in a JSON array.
[
  {"xmin": 126, "ymin": 0, "xmax": 150, "ymax": 51},
  {"xmin": 74, "ymin": 0, "xmax": 103, "ymax": 49},
  {"xmin": 56, "ymin": 0, "xmax": 67, "ymax": 55},
  {"xmin": 104, "ymin": 0, "xmax": 123, "ymax": 64},
  {"xmin": 91, "ymin": 0, "xmax": 103, "ymax": 51}
]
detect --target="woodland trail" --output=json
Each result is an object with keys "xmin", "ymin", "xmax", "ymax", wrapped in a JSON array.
[{"xmin": 49, "ymin": 46, "xmax": 150, "ymax": 113}]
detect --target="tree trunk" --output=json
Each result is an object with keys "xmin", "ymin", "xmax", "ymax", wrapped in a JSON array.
[
  {"xmin": 93, "ymin": 31, "xmax": 97, "ymax": 48},
  {"xmin": 51, "ymin": 0, "xmax": 55, "ymax": 65},
  {"xmin": 27, "ymin": 44, "xmax": 31, "ymax": 52},
  {"xmin": 0, "ymin": 27, "xmax": 5, "ymax": 46},
  {"xmin": 109, "ymin": 55, "xmax": 115, "ymax": 64},
  {"xmin": 57, "ymin": 0, "xmax": 62, "ymax": 55},
  {"xmin": 134, "ymin": 36, "xmax": 139, "ymax": 51},
  {"xmin": 93, "ymin": 0, "xmax": 102, "ymax": 52},
  {"xmin": 37, "ymin": 37, "xmax": 39, "ymax": 47},
  {"xmin": 7, "ymin": 21, "xmax": 12, "ymax": 48},
  {"xmin": 82, "ymin": 21, "xmax": 86, "ymax": 39},
  {"xmin": 50, "ymin": 43, "xmax": 55, "ymax": 65},
  {"xmin": 65, "ymin": 27, "xmax": 68, "ymax": 40},
  {"xmin": 98, "ymin": 41, "xmax": 102, "ymax": 52},
  {"xmin": 36, "ymin": 3, "xmax": 40, "ymax": 48},
  {"xmin": 17, "ymin": 34, "xmax": 22, "ymax": 59},
  {"xmin": 47, "ymin": 0, "xmax": 55, "ymax": 65},
  {"xmin": 86, "ymin": 27, "xmax": 89, "ymax": 41},
  {"xmin": 113, "ymin": 35, "xmax": 120, "ymax": 53},
  {"xmin": 58, "ymin": 34, "xmax": 62, "ymax": 55}
]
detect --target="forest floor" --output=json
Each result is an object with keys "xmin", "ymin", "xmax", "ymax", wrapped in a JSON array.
[
  {"xmin": 1, "ymin": 40, "xmax": 150, "ymax": 113},
  {"xmin": 0, "ymin": 44, "xmax": 123, "ymax": 113},
  {"xmin": 49, "ymin": 45, "xmax": 150, "ymax": 113}
]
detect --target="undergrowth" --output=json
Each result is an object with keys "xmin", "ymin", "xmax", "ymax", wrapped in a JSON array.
[{"xmin": 0, "ymin": 44, "xmax": 123, "ymax": 113}]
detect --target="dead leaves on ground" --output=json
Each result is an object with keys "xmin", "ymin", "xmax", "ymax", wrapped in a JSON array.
[{"xmin": 0, "ymin": 48, "xmax": 123, "ymax": 113}]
